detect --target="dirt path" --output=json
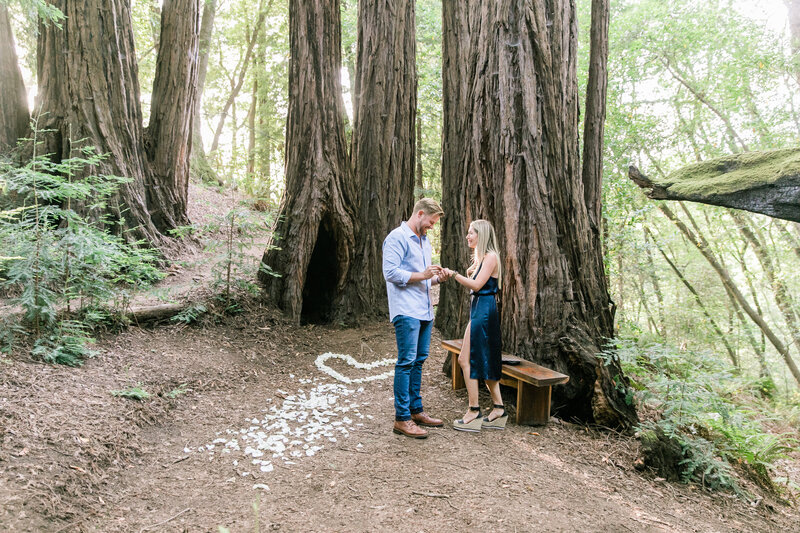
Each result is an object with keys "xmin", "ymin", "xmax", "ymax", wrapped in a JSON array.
[{"xmin": 2, "ymin": 310, "xmax": 798, "ymax": 532}]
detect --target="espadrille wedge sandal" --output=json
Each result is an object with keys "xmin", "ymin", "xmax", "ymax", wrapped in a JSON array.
[
  {"xmin": 481, "ymin": 404, "xmax": 508, "ymax": 430},
  {"xmin": 453, "ymin": 406, "xmax": 482, "ymax": 432}
]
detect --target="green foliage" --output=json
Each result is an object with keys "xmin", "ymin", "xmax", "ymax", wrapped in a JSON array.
[
  {"xmin": 165, "ymin": 383, "xmax": 190, "ymax": 399},
  {"xmin": 0, "ymin": 128, "xmax": 163, "ymax": 364},
  {"xmin": 616, "ymin": 338, "xmax": 797, "ymax": 494},
  {"xmin": 171, "ymin": 303, "xmax": 208, "ymax": 325},
  {"xmin": 111, "ymin": 384, "xmax": 151, "ymax": 401},
  {"xmin": 31, "ymin": 320, "xmax": 96, "ymax": 367},
  {"xmin": 181, "ymin": 201, "xmax": 278, "ymax": 312},
  {"xmin": 1, "ymin": 0, "xmax": 64, "ymax": 25}
]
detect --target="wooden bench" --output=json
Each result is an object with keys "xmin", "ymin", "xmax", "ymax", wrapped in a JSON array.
[{"xmin": 442, "ymin": 339, "xmax": 569, "ymax": 426}]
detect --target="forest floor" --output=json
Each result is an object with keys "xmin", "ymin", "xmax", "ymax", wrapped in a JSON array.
[{"xmin": 2, "ymin": 184, "xmax": 799, "ymax": 532}]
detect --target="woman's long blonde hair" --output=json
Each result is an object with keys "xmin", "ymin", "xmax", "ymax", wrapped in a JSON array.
[{"xmin": 466, "ymin": 219, "xmax": 502, "ymax": 288}]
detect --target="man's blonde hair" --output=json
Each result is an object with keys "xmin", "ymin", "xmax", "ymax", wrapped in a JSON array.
[{"xmin": 412, "ymin": 197, "xmax": 444, "ymax": 217}]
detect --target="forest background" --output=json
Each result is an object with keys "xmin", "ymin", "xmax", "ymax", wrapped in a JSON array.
[{"xmin": 2, "ymin": 0, "xmax": 800, "ymax": 505}]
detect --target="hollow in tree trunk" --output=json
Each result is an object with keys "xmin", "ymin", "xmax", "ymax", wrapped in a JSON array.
[{"xmin": 258, "ymin": 0, "xmax": 356, "ymax": 323}]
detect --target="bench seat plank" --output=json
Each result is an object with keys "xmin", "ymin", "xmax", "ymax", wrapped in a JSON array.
[
  {"xmin": 441, "ymin": 338, "xmax": 569, "ymax": 426},
  {"xmin": 441, "ymin": 339, "xmax": 568, "ymax": 386}
]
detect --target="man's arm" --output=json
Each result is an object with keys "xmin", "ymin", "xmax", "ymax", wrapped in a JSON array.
[{"xmin": 383, "ymin": 235, "xmax": 412, "ymax": 285}]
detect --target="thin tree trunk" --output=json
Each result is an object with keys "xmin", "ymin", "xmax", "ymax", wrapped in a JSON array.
[
  {"xmin": 190, "ymin": 0, "xmax": 220, "ymax": 184},
  {"xmin": 258, "ymin": 0, "xmax": 356, "ymax": 322},
  {"xmin": 642, "ymin": 229, "xmax": 666, "ymax": 337},
  {"xmin": 659, "ymin": 203, "xmax": 800, "ymax": 384},
  {"xmin": 145, "ymin": 0, "xmax": 200, "ymax": 230},
  {"xmin": 645, "ymin": 227, "xmax": 739, "ymax": 368},
  {"xmin": 731, "ymin": 210, "xmax": 800, "ymax": 356},
  {"xmin": 581, "ymin": 0, "xmax": 609, "ymax": 231},
  {"xmin": 658, "ymin": 55, "xmax": 748, "ymax": 152},
  {"xmin": 209, "ymin": 2, "xmax": 267, "ymax": 155},
  {"xmin": 0, "ymin": 4, "xmax": 30, "ymax": 152},
  {"xmin": 247, "ymin": 74, "xmax": 258, "ymax": 179},
  {"xmin": 774, "ymin": 219, "xmax": 800, "ymax": 262},
  {"xmin": 435, "ymin": 0, "xmax": 472, "ymax": 340}
]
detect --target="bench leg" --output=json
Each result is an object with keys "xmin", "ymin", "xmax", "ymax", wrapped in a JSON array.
[
  {"xmin": 516, "ymin": 382, "xmax": 551, "ymax": 426},
  {"xmin": 450, "ymin": 352, "xmax": 465, "ymax": 390}
]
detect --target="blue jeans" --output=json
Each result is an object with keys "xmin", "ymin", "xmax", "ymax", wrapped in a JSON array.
[{"xmin": 392, "ymin": 315, "xmax": 433, "ymax": 421}]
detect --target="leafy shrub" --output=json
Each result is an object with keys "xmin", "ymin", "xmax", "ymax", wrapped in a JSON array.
[
  {"xmin": 0, "ymin": 128, "xmax": 163, "ymax": 363},
  {"xmin": 111, "ymin": 384, "xmax": 151, "ymax": 401},
  {"xmin": 614, "ymin": 338, "xmax": 797, "ymax": 495}
]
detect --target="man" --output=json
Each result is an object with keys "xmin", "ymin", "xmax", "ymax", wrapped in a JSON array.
[{"xmin": 383, "ymin": 198, "xmax": 450, "ymax": 439}]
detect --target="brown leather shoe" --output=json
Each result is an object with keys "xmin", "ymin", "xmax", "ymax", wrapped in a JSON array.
[
  {"xmin": 411, "ymin": 412, "xmax": 444, "ymax": 427},
  {"xmin": 393, "ymin": 420, "xmax": 428, "ymax": 439}
]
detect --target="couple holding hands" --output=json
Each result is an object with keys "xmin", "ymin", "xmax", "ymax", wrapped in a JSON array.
[{"xmin": 383, "ymin": 198, "xmax": 505, "ymax": 439}]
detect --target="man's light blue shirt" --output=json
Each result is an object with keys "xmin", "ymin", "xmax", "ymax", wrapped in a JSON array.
[{"xmin": 383, "ymin": 222, "xmax": 434, "ymax": 322}]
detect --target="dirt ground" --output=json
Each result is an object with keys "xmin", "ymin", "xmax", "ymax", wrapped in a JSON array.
[
  {"xmin": 2, "ymin": 184, "xmax": 799, "ymax": 532},
  {"xmin": 1, "ymin": 310, "xmax": 799, "ymax": 532}
]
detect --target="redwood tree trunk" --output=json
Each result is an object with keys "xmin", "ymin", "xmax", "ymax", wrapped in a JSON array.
[
  {"xmin": 37, "ymin": 0, "xmax": 200, "ymax": 246},
  {"xmin": 435, "ymin": 0, "xmax": 472, "ymax": 339},
  {"xmin": 581, "ymin": 0, "xmax": 609, "ymax": 231},
  {"xmin": 145, "ymin": 0, "xmax": 200, "ymax": 230},
  {"xmin": 37, "ymin": 0, "xmax": 160, "ymax": 243},
  {"xmin": 439, "ymin": 0, "xmax": 637, "ymax": 428},
  {"xmin": 334, "ymin": 0, "xmax": 416, "ymax": 322},
  {"xmin": 0, "ymin": 4, "xmax": 30, "ymax": 152},
  {"xmin": 258, "ymin": 0, "xmax": 356, "ymax": 323},
  {"xmin": 190, "ymin": 0, "xmax": 220, "ymax": 183}
]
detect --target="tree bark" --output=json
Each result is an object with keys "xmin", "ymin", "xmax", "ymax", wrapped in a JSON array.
[
  {"xmin": 581, "ymin": 0, "xmax": 609, "ymax": 231},
  {"xmin": 333, "ymin": 0, "xmax": 417, "ymax": 323},
  {"xmin": 258, "ymin": 0, "xmax": 356, "ymax": 323},
  {"xmin": 190, "ymin": 0, "xmax": 220, "ymax": 185},
  {"xmin": 628, "ymin": 151, "xmax": 800, "ymax": 223},
  {"xmin": 145, "ymin": 0, "xmax": 200, "ymax": 230},
  {"xmin": 0, "ymin": 4, "xmax": 29, "ymax": 153},
  {"xmin": 37, "ymin": 0, "xmax": 200, "ymax": 247},
  {"xmin": 439, "ymin": 0, "xmax": 637, "ymax": 428},
  {"xmin": 416, "ymin": 117, "xmax": 423, "ymax": 191},
  {"xmin": 435, "ymin": 0, "xmax": 472, "ymax": 340}
]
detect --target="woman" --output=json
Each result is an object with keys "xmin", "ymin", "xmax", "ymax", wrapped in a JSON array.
[{"xmin": 443, "ymin": 219, "xmax": 505, "ymax": 431}]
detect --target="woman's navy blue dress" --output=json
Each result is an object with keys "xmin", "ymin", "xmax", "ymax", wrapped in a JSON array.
[{"xmin": 469, "ymin": 264, "xmax": 502, "ymax": 381}]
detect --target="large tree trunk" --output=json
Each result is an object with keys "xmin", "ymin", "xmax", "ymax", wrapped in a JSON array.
[
  {"xmin": 145, "ymin": 0, "xmax": 200, "ymax": 230},
  {"xmin": 37, "ymin": 0, "xmax": 200, "ymax": 247},
  {"xmin": 334, "ymin": 0, "xmax": 416, "ymax": 322},
  {"xmin": 439, "ymin": 0, "xmax": 637, "ymax": 428},
  {"xmin": 435, "ymin": 0, "xmax": 472, "ymax": 340},
  {"xmin": 0, "ymin": 4, "xmax": 30, "ymax": 152},
  {"xmin": 258, "ymin": 0, "xmax": 356, "ymax": 323},
  {"xmin": 37, "ymin": 0, "xmax": 161, "ymax": 243}
]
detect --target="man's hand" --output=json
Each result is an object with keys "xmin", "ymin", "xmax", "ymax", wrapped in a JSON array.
[
  {"xmin": 438, "ymin": 267, "xmax": 453, "ymax": 282},
  {"xmin": 423, "ymin": 265, "xmax": 442, "ymax": 280}
]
